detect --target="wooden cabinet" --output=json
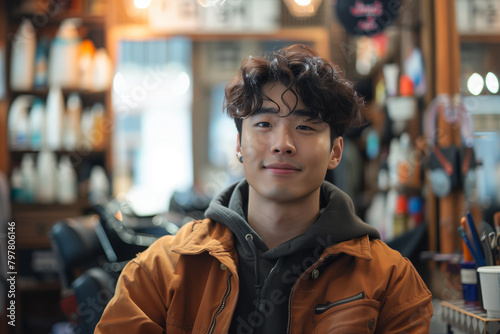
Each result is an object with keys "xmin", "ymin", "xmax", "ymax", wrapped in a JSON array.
[
  {"xmin": 2, "ymin": 4, "xmax": 112, "ymax": 234},
  {"xmin": 1, "ymin": 2, "xmax": 112, "ymax": 332}
]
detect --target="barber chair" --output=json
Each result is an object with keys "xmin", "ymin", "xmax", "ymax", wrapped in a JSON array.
[
  {"xmin": 50, "ymin": 215, "xmax": 117, "ymax": 334},
  {"xmin": 51, "ymin": 196, "xmax": 181, "ymax": 333},
  {"xmin": 90, "ymin": 197, "xmax": 178, "ymax": 271}
]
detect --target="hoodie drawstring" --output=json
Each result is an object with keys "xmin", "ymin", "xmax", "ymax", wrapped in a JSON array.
[
  {"xmin": 245, "ymin": 233, "xmax": 262, "ymax": 296},
  {"xmin": 245, "ymin": 233, "xmax": 284, "ymax": 312}
]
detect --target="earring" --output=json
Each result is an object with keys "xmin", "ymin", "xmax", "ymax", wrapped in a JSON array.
[{"xmin": 236, "ymin": 152, "xmax": 243, "ymax": 163}]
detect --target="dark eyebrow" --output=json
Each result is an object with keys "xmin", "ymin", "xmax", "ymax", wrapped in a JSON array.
[
  {"xmin": 251, "ymin": 107, "xmax": 279, "ymax": 116},
  {"xmin": 251, "ymin": 107, "xmax": 314, "ymax": 118}
]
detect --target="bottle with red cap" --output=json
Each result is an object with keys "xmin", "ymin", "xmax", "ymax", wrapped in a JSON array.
[
  {"xmin": 408, "ymin": 196, "xmax": 423, "ymax": 229},
  {"xmin": 393, "ymin": 194, "xmax": 408, "ymax": 237}
]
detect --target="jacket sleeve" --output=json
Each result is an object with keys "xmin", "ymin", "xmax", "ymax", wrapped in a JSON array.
[
  {"xmin": 94, "ymin": 259, "xmax": 167, "ymax": 334},
  {"xmin": 375, "ymin": 256, "xmax": 433, "ymax": 334}
]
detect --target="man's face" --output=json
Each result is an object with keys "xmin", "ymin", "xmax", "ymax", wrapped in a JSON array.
[{"xmin": 236, "ymin": 82, "xmax": 343, "ymax": 204}]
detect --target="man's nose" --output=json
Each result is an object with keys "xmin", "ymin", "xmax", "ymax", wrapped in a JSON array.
[{"xmin": 271, "ymin": 126, "xmax": 296, "ymax": 155}]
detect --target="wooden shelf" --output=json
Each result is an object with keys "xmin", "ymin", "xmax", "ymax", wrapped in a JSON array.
[
  {"xmin": 17, "ymin": 279, "xmax": 61, "ymax": 292},
  {"xmin": 9, "ymin": 149, "xmax": 105, "ymax": 160},
  {"xmin": 12, "ymin": 198, "xmax": 92, "ymax": 211},
  {"xmin": 10, "ymin": 88, "xmax": 107, "ymax": 96},
  {"xmin": 8, "ymin": 11, "xmax": 104, "ymax": 27},
  {"xmin": 460, "ymin": 34, "xmax": 500, "ymax": 44},
  {"xmin": 12, "ymin": 199, "xmax": 94, "ymax": 249},
  {"xmin": 440, "ymin": 300, "xmax": 500, "ymax": 333}
]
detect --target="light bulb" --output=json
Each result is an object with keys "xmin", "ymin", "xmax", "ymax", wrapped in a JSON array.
[
  {"xmin": 485, "ymin": 72, "xmax": 499, "ymax": 94},
  {"xmin": 467, "ymin": 73, "xmax": 484, "ymax": 96}
]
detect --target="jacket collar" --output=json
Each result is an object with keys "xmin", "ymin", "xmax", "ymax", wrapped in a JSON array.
[
  {"xmin": 172, "ymin": 219, "xmax": 373, "ymax": 262},
  {"xmin": 171, "ymin": 219, "xmax": 235, "ymax": 255},
  {"xmin": 321, "ymin": 235, "xmax": 373, "ymax": 261}
]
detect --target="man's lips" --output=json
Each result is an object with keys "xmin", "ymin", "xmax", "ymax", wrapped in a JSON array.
[{"xmin": 264, "ymin": 163, "xmax": 301, "ymax": 174}]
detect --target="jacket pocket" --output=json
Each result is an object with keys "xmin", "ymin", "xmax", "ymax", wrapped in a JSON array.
[{"xmin": 314, "ymin": 293, "xmax": 380, "ymax": 334}]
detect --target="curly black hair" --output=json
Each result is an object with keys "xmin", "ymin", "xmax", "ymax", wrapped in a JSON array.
[{"xmin": 224, "ymin": 44, "xmax": 366, "ymax": 144}]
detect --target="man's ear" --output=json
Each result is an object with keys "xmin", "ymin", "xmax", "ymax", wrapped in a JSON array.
[
  {"xmin": 236, "ymin": 133, "xmax": 242, "ymax": 155},
  {"xmin": 328, "ymin": 137, "xmax": 343, "ymax": 170}
]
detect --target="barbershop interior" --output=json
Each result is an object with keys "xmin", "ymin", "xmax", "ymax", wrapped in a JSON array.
[{"xmin": 1, "ymin": 0, "xmax": 500, "ymax": 333}]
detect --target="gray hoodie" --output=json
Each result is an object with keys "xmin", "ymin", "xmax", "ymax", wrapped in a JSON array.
[{"xmin": 205, "ymin": 179, "xmax": 380, "ymax": 334}]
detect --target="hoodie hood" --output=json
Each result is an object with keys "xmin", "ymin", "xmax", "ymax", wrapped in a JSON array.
[{"xmin": 204, "ymin": 179, "xmax": 380, "ymax": 260}]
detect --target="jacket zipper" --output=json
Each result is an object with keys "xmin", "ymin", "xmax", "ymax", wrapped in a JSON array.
[
  {"xmin": 208, "ymin": 272, "xmax": 233, "ymax": 334},
  {"xmin": 286, "ymin": 259, "xmax": 325, "ymax": 333},
  {"xmin": 314, "ymin": 291, "xmax": 365, "ymax": 314},
  {"xmin": 286, "ymin": 254, "xmax": 340, "ymax": 333},
  {"xmin": 286, "ymin": 286, "xmax": 294, "ymax": 334}
]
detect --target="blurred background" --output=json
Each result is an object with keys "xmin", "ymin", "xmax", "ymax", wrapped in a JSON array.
[{"xmin": 0, "ymin": 0, "xmax": 499, "ymax": 333}]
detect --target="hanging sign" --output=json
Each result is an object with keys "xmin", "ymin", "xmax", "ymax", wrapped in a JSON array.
[{"xmin": 335, "ymin": 0, "xmax": 400, "ymax": 36}]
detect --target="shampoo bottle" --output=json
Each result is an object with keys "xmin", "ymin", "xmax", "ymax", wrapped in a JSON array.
[
  {"xmin": 79, "ymin": 107, "xmax": 94, "ymax": 151},
  {"xmin": 20, "ymin": 154, "xmax": 37, "ymax": 203},
  {"xmin": 34, "ymin": 37, "xmax": 49, "ymax": 88},
  {"xmin": 36, "ymin": 150, "xmax": 58, "ymax": 203},
  {"xmin": 57, "ymin": 155, "xmax": 78, "ymax": 204},
  {"xmin": 8, "ymin": 95, "xmax": 34, "ymax": 150},
  {"xmin": 88, "ymin": 165, "xmax": 109, "ymax": 200},
  {"xmin": 78, "ymin": 39, "xmax": 95, "ymax": 90},
  {"xmin": 29, "ymin": 98, "xmax": 46, "ymax": 150},
  {"xmin": 91, "ymin": 103, "xmax": 106, "ymax": 151},
  {"xmin": 92, "ymin": 48, "xmax": 112, "ymax": 91},
  {"xmin": 10, "ymin": 20, "xmax": 36, "ymax": 90},
  {"xmin": 45, "ymin": 86, "xmax": 65, "ymax": 150},
  {"xmin": 48, "ymin": 18, "xmax": 81, "ymax": 89},
  {"xmin": 10, "ymin": 167, "xmax": 23, "ymax": 202},
  {"xmin": 63, "ymin": 93, "xmax": 82, "ymax": 151}
]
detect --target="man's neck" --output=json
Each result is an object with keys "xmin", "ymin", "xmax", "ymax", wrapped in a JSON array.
[{"xmin": 247, "ymin": 188, "xmax": 321, "ymax": 250}]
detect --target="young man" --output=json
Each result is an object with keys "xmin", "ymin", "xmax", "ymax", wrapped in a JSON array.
[{"xmin": 96, "ymin": 44, "xmax": 433, "ymax": 333}]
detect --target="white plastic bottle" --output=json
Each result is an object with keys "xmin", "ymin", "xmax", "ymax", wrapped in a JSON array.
[
  {"xmin": 92, "ymin": 48, "xmax": 113, "ymax": 91},
  {"xmin": 20, "ymin": 154, "xmax": 37, "ymax": 203},
  {"xmin": 57, "ymin": 155, "xmax": 78, "ymax": 204},
  {"xmin": 91, "ymin": 103, "xmax": 106, "ymax": 151},
  {"xmin": 63, "ymin": 93, "xmax": 82, "ymax": 151},
  {"xmin": 10, "ymin": 167, "xmax": 23, "ymax": 202},
  {"xmin": 29, "ymin": 98, "xmax": 46, "ymax": 150},
  {"xmin": 8, "ymin": 95, "xmax": 34, "ymax": 150},
  {"xmin": 79, "ymin": 106, "xmax": 94, "ymax": 151},
  {"xmin": 78, "ymin": 39, "xmax": 95, "ymax": 90},
  {"xmin": 45, "ymin": 86, "xmax": 65, "ymax": 150},
  {"xmin": 10, "ymin": 20, "xmax": 36, "ymax": 90},
  {"xmin": 36, "ymin": 150, "xmax": 58, "ymax": 203},
  {"xmin": 88, "ymin": 165, "xmax": 109, "ymax": 200},
  {"xmin": 48, "ymin": 18, "xmax": 81, "ymax": 89},
  {"xmin": 34, "ymin": 38, "xmax": 50, "ymax": 88}
]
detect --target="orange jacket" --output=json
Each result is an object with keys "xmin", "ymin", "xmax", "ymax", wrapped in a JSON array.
[{"xmin": 96, "ymin": 219, "xmax": 433, "ymax": 333}]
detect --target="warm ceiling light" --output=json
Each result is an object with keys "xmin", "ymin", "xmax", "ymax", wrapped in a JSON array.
[
  {"xmin": 134, "ymin": 0, "xmax": 151, "ymax": 9},
  {"xmin": 284, "ymin": 0, "xmax": 323, "ymax": 17},
  {"xmin": 467, "ymin": 73, "xmax": 484, "ymax": 96},
  {"xmin": 486, "ymin": 72, "xmax": 499, "ymax": 94}
]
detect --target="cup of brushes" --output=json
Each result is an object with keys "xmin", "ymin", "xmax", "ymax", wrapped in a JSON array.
[{"xmin": 459, "ymin": 211, "xmax": 500, "ymax": 317}]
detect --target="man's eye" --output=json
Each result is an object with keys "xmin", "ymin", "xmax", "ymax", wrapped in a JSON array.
[
  {"xmin": 297, "ymin": 125, "xmax": 313, "ymax": 130},
  {"xmin": 256, "ymin": 122, "xmax": 272, "ymax": 127}
]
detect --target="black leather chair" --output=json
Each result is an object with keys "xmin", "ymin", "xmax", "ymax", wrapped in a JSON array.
[
  {"xmin": 91, "ymin": 197, "xmax": 176, "ymax": 266},
  {"xmin": 51, "ymin": 198, "xmax": 179, "ymax": 333},
  {"xmin": 71, "ymin": 267, "xmax": 117, "ymax": 334},
  {"xmin": 50, "ymin": 215, "xmax": 116, "ymax": 334},
  {"xmin": 50, "ymin": 216, "xmax": 105, "ymax": 289}
]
